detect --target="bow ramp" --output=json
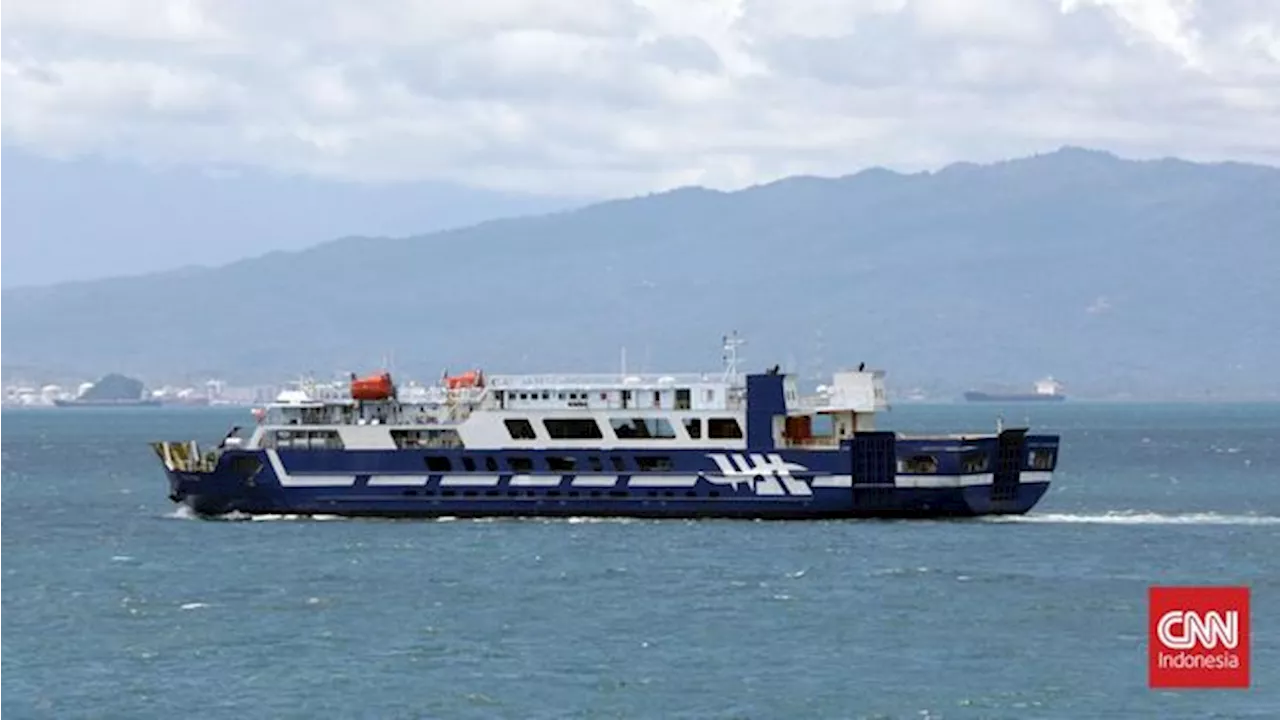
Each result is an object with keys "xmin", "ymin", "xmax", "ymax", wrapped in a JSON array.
[{"xmin": 151, "ymin": 440, "xmax": 218, "ymax": 473}]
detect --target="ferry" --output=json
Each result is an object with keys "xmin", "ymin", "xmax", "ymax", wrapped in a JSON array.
[{"xmin": 151, "ymin": 336, "xmax": 1059, "ymax": 520}]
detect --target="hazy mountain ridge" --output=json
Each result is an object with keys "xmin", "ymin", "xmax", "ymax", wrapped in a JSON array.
[
  {"xmin": 1, "ymin": 147, "xmax": 589, "ymax": 288},
  {"xmin": 3, "ymin": 147, "xmax": 1277, "ymax": 400}
]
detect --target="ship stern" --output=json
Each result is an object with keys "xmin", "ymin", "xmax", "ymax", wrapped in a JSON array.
[
  {"xmin": 884, "ymin": 429, "xmax": 1058, "ymax": 517},
  {"xmin": 962, "ymin": 430, "xmax": 1058, "ymax": 516}
]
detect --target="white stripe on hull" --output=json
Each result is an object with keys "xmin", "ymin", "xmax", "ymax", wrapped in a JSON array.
[
  {"xmin": 896, "ymin": 473, "xmax": 994, "ymax": 489},
  {"xmin": 367, "ymin": 475, "xmax": 430, "ymax": 486},
  {"xmin": 628, "ymin": 476, "xmax": 698, "ymax": 488},
  {"xmin": 893, "ymin": 472, "xmax": 1052, "ymax": 489},
  {"xmin": 509, "ymin": 475, "xmax": 562, "ymax": 487},
  {"xmin": 266, "ymin": 450, "xmax": 356, "ymax": 487},
  {"xmin": 571, "ymin": 475, "xmax": 618, "ymax": 488},
  {"xmin": 287, "ymin": 476, "xmax": 356, "ymax": 487},
  {"xmin": 439, "ymin": 475, "xmax": 501, "ymax": 487},
  {"xmin": 811, "ymin": 476, "xmax": 852, "ymax": 489}
]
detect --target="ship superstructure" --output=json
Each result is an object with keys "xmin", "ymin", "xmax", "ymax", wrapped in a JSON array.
[{"xmin": 152, "ymin": 336, "xmax": 1059, "ymax": 519}]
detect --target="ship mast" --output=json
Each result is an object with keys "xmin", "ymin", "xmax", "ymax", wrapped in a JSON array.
[{"xmin": 721, "ymin": 331, "xmax": 745, "ymax": 382}]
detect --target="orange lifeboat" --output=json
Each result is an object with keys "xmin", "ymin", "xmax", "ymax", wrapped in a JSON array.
[
  {"xmin": 444, "ymin": 369, "xmax": 484, "ymax": 390},
  {"xmin": 350, "ymin": 372, "xmax": 395, "ymax": 401}
]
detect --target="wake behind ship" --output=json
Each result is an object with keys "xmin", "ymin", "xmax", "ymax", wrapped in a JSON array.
[{"xmin": 151, "ymin": 336, "xmax": 1059, "ymax": 520}]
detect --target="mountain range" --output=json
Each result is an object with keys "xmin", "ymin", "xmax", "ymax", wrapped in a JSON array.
[
  {"xmin": 3, "ymin": 147, "xmax": 1277, "ymax": 401},
  {"xmin": 1, "ymin": 146, "xmax": 585, "ymax": 288}
]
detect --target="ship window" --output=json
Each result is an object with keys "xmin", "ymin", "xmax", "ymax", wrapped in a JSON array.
[
  {"xmin": 462, "ymin": 457, "xmax": 476, "ymax": 472},
  {"xmin": 811, "ymin": 414, "xmax": 834, "ymax": 436},
  {"xmin": 635, "ymin": 456, "xmax": 674, "ymax": 471},
  {"xmin": 508, "ymin": 456, "xmax": 534, "ymax": 472},
  {"xmin": 547, "ymin": 456, "xmax": 576, "ymax": 472},
  {"xmin": 707, "ymin": 418, "xmax": 743, "ymax": 440},
  {"xmin": 425, "ymin": 456, "xmax": 452, "ymax": 472},
  {"xmin": 395, "ymin": 429, "xmax": 462, "ymax": 449},
  {"xmin": 675, "ymin": 388, "xmax": 691, "ymax": 410},
  {"xmin": 610, "ymin": 456, "xmax": 627, "ymax": 472},
  {"xmin": 1028, "ymin": 449, "xmax": 1056, "ymax": 470},
  {"xmin": 588, "ymin": 456, "xmax": 603, "ymax": 472},
  {"xmin": 431, "ymin": 429, "xmax": 463, "ymax": 448},
  {"xmin": 610, "ymin": 417, "xmax": 676, "ymax": 439},
  {"xmin": 391, "ymin": 430, "xmax": 418, "ymax": 448},
  {"xmin": 486, "ymin": 457, "xmax": 499, "ymax": 472},
  {"xmin": 273, "ymin": 429, "xmax": 343, "ymax": 450},
  {"xmin": 961, "ymin": 452, "xmax": 989, "ymax": 473},
  {"xmin": 900, "ymin": 455, "xmax": 939, "ymax": 474},
  {"xmin": 684, "ymin": 418, "xmax": 702, "ymax": 439},
  {"xmin": 504, "ymin": 418, "xmax": 537, "ymax": 440},
  {"xmin": 543, "ymin": 418, "xmax": 604, "ymax": 440}
]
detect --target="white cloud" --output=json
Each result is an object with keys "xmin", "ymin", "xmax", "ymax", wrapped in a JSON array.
[
  {"xmin": 3, "ymin": 0, "xmax": 1277, "ymax": 196},
  {"xmin": 1061, "ymin": 0, "xmax": 1204, "ymax": 67}
]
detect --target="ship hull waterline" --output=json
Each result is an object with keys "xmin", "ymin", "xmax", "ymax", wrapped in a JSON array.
[
  {"xmin": 168, "ymin": 480, "xmax": 1051, "ymax": 520},
  {"xmin": 159, "ymin": 451, "xmax": 1053, "ymax": 521}
]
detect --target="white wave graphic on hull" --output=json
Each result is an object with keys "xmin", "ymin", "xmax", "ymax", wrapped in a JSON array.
[{"xmin": 985, "ymin": 511, "xmax": 1280, "ymax": 526}]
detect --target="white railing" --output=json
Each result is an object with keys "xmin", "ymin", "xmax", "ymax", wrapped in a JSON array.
[{"xmin": 486, "ymin": 372, "xmax": 736, "ymax": 390}]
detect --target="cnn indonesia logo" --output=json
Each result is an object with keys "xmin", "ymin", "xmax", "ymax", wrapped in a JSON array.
[{"xmin": 1148, "ymin": 586, "xmax": 1250, "ymax": 689}]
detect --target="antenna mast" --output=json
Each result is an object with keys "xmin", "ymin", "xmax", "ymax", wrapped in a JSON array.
[{"xmin": 722, "ymin": 331, "xmax": 745, "ymax": 381}]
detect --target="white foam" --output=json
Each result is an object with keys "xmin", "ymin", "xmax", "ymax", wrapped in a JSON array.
[
  {"xmin": 244, "ymin": 514, "xmax": 344, "ymax": 522},
  {"xmin": 180, "ymin": 602, "xmax": 209, "ymax": 610},
  {"xmin": 985, "ymin": 511, "xmax": 1280, "ymax": 526}
]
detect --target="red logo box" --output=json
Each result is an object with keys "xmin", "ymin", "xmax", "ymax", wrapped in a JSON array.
[{"xmin": 1149, "ymin": 586, "xmax": 1250, "ymax": 689}]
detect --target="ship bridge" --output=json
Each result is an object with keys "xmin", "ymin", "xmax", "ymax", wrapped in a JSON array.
[{"xmin": 777, "ymin": 368, "xmax": 889, "ymax": 448}]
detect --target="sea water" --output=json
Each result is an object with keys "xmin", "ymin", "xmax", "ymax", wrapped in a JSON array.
[{"xmin": 3, "ymin": 403, "xmax": 1277, "ymax": 718}]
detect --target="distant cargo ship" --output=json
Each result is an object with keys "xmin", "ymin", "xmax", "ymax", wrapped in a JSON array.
[
  {"xmin": 54, "ymin": 397, "xmax": 163, "ymax": 407},
  {"xmin": 964, "ymin": 377, "xmax": 1066, "ymax": 403}
]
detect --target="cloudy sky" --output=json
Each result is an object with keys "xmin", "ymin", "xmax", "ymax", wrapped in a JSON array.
[{"xmin": 5, "ymin": 0, "xmax": 1278, "ymax": 198}]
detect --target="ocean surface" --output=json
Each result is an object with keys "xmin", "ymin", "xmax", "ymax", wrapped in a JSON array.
[{"xmin": 2, "ymin": 402, "xmax": 1278, "ymax": 718}]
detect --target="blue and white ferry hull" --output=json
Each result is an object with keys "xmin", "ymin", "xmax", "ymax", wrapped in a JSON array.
[
  {"xmin": 157, "ymin": 433, "xmax": 1056, "ymax": 520},
  {"xmin": 152, "ymin": 362, "xmax": 1059, "ymax": 521}
]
